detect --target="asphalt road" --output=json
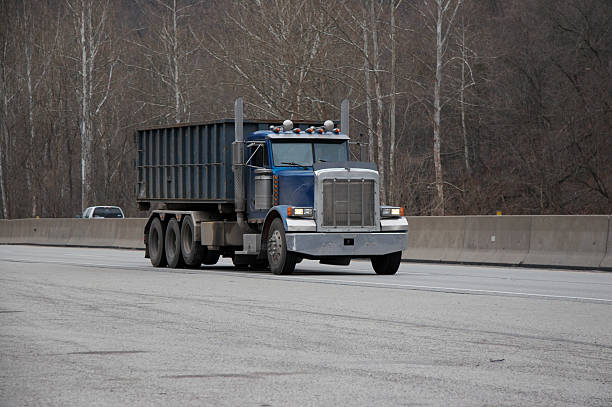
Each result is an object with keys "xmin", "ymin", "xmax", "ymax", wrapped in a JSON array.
[{"xmin": 0, "ymin": 245, "xmax": 611, "ymax": 406}]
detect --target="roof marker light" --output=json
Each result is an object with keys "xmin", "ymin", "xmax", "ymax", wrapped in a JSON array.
[
  {"xmin": 293, "ymin": 128, "xmax": 301, "ymax": 134},
  {"xmin": 333, "ymin": 128, "xmax": 341, "ymax": 134}
]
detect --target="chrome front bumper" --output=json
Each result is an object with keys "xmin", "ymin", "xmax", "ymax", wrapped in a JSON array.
[{"xmin": 284, "ymin": 232, "xmax": 408, "ymax": 257}]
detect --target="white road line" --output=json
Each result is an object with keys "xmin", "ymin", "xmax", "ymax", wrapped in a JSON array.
[
  {"xmin": 236, "ymin": 274, "xmax": 612, "ymax": 304},
  {"xmin": 3, "ymin": 255, "xmax": 611, "ymax": 304}
]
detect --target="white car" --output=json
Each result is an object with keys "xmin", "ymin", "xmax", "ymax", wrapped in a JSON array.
[{"xmin": 82, "ymin": 206, "xmax": 125, "ymax": 219}]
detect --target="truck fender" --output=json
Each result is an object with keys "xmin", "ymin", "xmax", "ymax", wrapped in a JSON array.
[{"xmin": 261, "ymin": 206, "xmax": 290, "ymax": 250}]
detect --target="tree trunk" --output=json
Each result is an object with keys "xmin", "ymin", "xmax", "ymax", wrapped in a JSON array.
[
  {"xmin": 389, "ymin": 0, "xmax": 397, "ymax": 205},
  {"xmin": 172, "ymin": 0, "xmax": 181, "ymax": 123},
  {"xmin": 361, "ymin": 9, "xmax": 374, "ymax": 162},
  {"xmin": 460, "ymin": 15, "xmax": 470, "ymax": 174},
  {"xmin": 23, "ymin": 1, "xmax": 37, "ymax": 217},
  {"xmin": 0, "ymin": 81, "xmax": 8, "ymax": 219},
  {"xmin": 79, "ymin": 0, "xmax": 92, "ymax": 213},
  {"xmin": 433, "ymin": 0, "xmax": 444, "ymax": 215},
  {"xmin": 371, "ymin": 0, "xmax": 385, "ymax": 204}
]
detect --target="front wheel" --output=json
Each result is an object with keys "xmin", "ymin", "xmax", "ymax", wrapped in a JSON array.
[
  {"xmin": 371, "ymin": 251, "xmax": 402, "ymax": 275},
  {"xmin": 267, "ymin": 218, "xmax": 296, "ymax": 275}
]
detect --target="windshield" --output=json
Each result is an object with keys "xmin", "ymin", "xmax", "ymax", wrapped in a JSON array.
[
  {"xmin": 271, "ymin": 141, "xmax": 348, "ymax": 167},
  {"xmin": 92, "ymin": 207, "xmax": 123, "ymax": 218}
]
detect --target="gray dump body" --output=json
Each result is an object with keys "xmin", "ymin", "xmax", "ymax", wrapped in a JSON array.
[
  {"xmin": 136, "ymin": 120, "xmax": 272, "ymax": 205},
  {"xmin": 136, "ymin": 119, "xmax": 323, "ymax": 207}
]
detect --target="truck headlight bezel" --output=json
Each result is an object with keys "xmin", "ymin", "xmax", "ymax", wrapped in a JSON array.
[
  {"xmin": 381, "ymin": 207, "xmax": 404, "ymax": 218},
  {"xmin": 287, "ymin": 206, "xmax": 314, "ymax": 218}
]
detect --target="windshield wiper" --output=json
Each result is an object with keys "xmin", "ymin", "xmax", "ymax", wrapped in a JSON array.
[
  {"xmin": 316, "ymin": 159, "xmax": 327, "ymax": 162},
  {"xmin": 281, "ymin": 161, "xmax": 306, "ymax": 166}
]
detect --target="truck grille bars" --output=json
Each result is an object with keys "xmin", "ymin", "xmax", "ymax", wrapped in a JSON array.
[{"xmin": 322, "ymin": 179, "xmax": 376, "ymax": 227}]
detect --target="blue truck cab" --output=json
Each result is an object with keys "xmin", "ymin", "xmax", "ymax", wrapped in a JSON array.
[
  {"xmin": 236, "ymin": 116, "xmax": 408, "ymax": 275},
  {"xmin": 139, "ymin": 98, "xmax": 408, "ymax": 275}
]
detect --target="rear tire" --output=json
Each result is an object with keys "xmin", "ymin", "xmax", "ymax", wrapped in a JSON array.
[
  {"xmin": 267, "ymin": 218, "xmax": 296, "ymax": 275},
  {"xmin": 371, "ymin": 251, "xmax": 402, "ymax": 275},
  {"xmin": 181, "ymin": 215, "xmax": 204, "ymax": 268},
  {"xmin": 148, "ymin": 217, "xmax": 167, "ymax": 267},
  {"xmin": 165, "ymin": 217, "xmax": 184, "ymax": 269}
]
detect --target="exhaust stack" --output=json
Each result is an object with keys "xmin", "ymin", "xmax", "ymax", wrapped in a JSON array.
[
  {"xmin": 233, "ymin": 98, "xmax": 246, "ymax": 225},
  {"xmin": 341, "ymin": 99, "xmax": 349, "ymax": 136}
]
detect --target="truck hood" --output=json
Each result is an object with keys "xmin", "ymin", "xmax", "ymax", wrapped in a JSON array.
[{"xmin": 277, "ymin": 170, "xmax": 314, "ymax": 207}]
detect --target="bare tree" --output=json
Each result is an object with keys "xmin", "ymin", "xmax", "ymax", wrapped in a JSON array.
[
  {"xmin": 201, "ymin": 0, "xmax": 334, "ymax": 119},
  {"xmin": 128, "ymin": 0, "xmax": 207, "ymax": 123},
  {"xmin": 0, "ymin": 30, "xmax": 16, "ymax": 219},
  {"xmin": 414, "ymin": 0, "xmax": 463, "ymax": 214},
  {"xmin": 388, "ymin": 0, "xmax": 404, "ymax": 204},
  {"xmin": 65, "ymin": 0, "xmax": 116, "ymax": 212},
  {"xmin": 457, "ymin": 12, "xmax": 475, "ymax": 173}
]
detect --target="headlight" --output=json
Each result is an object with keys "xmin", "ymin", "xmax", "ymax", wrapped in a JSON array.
[
  {"xmin": 287, "ymin": 207, "xmax": 314, "ymax": 218},
  {"xmin": 381, "ymin": 207, "xmax": 404, "ymax": 218}
]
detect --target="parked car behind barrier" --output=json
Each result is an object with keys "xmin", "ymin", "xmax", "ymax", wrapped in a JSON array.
[{"xmin": 81, "ymin": 206, "xmax": 125, "ymax": 219}]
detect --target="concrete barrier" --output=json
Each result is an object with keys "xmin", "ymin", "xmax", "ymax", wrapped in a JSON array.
[
  {"xmin": 599, "ymin": 216, "xmax": 612, "ymax": 270},
  {"xmin": 2, "ymin": 216, "xmax": 612, "ymax": 270},
  {"xmin": 402, "ymin": 216, "xmax": 465, "ymax": 262},
  {"xmin": 113, "ymin": 218, "xmax": 147, "ymax": 249},
  {"xmin": 0, "ymin": 218, "xmax": 146, "ymax": 249},
  {"xmin": 66, "ymin": 218, "xmax": 122, "ymax": 247},
  {"xmin": 0, "ymin": 220, "xmax": 19, "ymax": 244},
  {"xmin": 458, "ymin": 215, "xmax": 531, "ymax": 265},
  {"xmin": 523, "ymin": 215, "xmax": 608, "ymax": 269},
  {"xmin": 29, "ymin": 218, "xmax": 72, "ymax": 246},
  {"xmin": 11, "ymin": 219, "xmax": 34, "ymax": 244}
]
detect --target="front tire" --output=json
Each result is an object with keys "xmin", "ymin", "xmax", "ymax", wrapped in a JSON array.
[
  {"xmin": 165, "ymin": 217, "xmax": 184, "ymax": 269},
  {"xmin": 267, "ymin": 218, "xmax": 296, "ymax": 275},
  {"xmin": 371, "ymin": 251, "xmax": 402, "ymax": 275},
  {"xmin": 148, "ymin": 217, "xmax": 167, "ymax": 267},
  {"xmin": 181, "ymin": 215, "xmax": 204, "ymax": 268}
]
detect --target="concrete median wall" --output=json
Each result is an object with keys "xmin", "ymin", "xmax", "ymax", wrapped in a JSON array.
[
  {"xmin": 1, "ymin": 216, "xmax": 611, "ymax": 269},
  {"xmin": 457, "ymin": 215, "xmax": 531, "ymax": 265},
  {"xmin": 401, "ymin": 215, "xmax": 610, "ymax": 270},
  {"xmin": 402, "ymin": 216, "xmax": 465, "ymax": 262},
  {"xmin": 601, "ymin": 217, "xmax": 612, "ymax": 269},
  {"xmin": 523, "ymin": 215, "xmax": 608, "ymax": 268},
  {"xmin": 0, "ymin": 218, "xmax": 146, "ymax": 249}
]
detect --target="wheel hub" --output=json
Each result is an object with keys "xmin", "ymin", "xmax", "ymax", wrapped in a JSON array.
[{"xmin": 268, "ymin": 230, "xmax": 282, "ymax": 263}]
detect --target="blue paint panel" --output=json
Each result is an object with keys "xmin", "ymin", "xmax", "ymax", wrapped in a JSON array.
[{"xmin": 276, "ymin": 170, "xmax": 315, "ymax": 207}]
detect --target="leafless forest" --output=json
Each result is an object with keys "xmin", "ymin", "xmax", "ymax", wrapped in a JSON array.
[{"xmin": 0, "ymin": 0, "xmax": 610, "ymax": 218}]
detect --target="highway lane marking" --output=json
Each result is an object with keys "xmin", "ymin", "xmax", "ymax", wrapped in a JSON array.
[
  {"xmin": 220, "ymin": 273, "xmax": 612, "ymax": 304},
  {"xmin": 2, "ymin": 257, "xmax": 611, "ymax": 304}
]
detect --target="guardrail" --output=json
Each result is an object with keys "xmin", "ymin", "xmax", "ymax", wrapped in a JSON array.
[{"xmin": 0, "ymin": 216, "xmax": 610, "ymax": 269}]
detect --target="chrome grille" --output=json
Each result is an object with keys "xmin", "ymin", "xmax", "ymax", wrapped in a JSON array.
[{"xmin": 322, "ymin": 179, "xmax": 375, "ymax": 227}]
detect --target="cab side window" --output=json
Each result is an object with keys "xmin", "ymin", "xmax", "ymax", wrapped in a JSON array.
[{"xmin": 250, "ymin": 145, "xmax": 268, "ymax": 167}]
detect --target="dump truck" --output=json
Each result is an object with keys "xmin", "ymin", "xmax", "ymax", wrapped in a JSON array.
[{"xmin": 136, "ymin": 98, "xmax": 408, "ymax": 275}]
